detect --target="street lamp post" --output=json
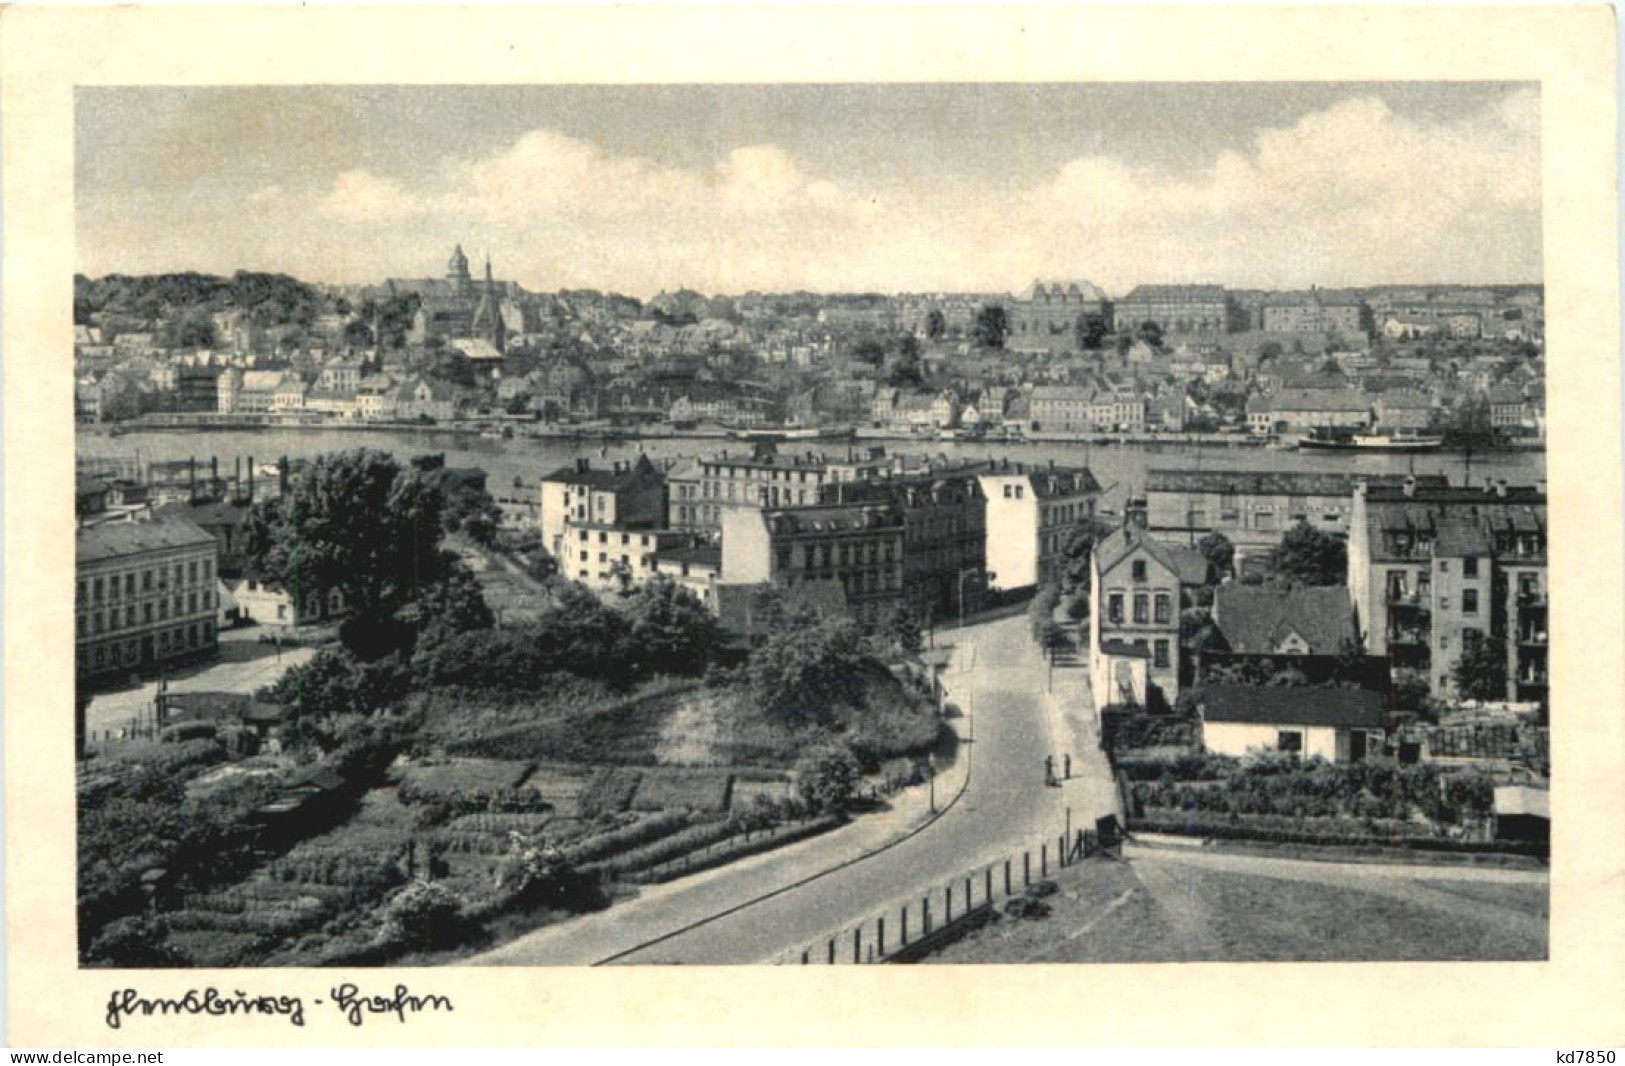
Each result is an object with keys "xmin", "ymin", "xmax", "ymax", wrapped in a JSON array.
[{"xmin": 957, "ymin": 567, "xmax": 993, "ymax": 631}]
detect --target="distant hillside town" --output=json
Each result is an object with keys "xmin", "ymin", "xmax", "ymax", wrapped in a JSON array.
[{"xmin": 74, "ymin": 249, "xmax": 1545, "ymax": 446}]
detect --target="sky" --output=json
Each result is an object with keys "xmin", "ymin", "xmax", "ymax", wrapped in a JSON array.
[{"xmin": 76, "ymin": 83, "xmax": 1542, "ymax": 298}]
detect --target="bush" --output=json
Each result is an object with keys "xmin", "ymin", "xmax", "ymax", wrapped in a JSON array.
[
  {"xmin": 795, "ymin": 741, "xmax": 861, "ymax": 816},
  {"xmin": 382, "ymin": 880, "xmax": 464, "ymax": 951}
]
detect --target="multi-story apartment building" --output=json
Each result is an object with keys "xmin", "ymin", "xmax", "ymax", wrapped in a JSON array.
[
  {"xmin": 538, "ymin": 455, "xmax": 666, "ymax": 561},
  {"xmin": 720, "ymin": 502, "xmax": 905, "ymax": 624},
  {"xmin": 820, "ymin": 462, "xmax": 988, "ymax": 620},
  {"xmin": 1114, "ymin": 284, "xmax": 1236, "ymax": 335},
  {"xmin": 691, "ymin": 445, "xmax": 890, "ymax": 533},
  {"xmin": 1146, "ymin": 469, "xmax": 1450, "ymax": 563},
  {"xmin": 1348, "ymin": 477, "xmax": 1547, "ymax": 702},
  {"xmin": 1259, "ymin": 291, "xmax": 1370, "ymax": 335},
  {"xmin": 76, "ymin": 517, "xmax": 220, "ymax": 682},
  {"xmin": 558, "ymin": 521, "xmax": 699, "ymax": 592},
  {"xmin": 976, "ymin": 461, "xmax": 1101, "ymax": 591},
  {"xmin": 1006, "ymin": 279, "xmax": 1111, "ymax": 353},
  {"xmin": 1028, "ymin": 385, "xmax": 1147, "ymax": 433}
]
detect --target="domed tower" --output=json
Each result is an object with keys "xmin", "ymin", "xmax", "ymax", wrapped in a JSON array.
[{"xmin": 447, "ymin": 244, "xmax": 472, "ymax": 297}]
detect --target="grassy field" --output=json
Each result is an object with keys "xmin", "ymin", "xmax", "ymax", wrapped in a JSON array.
[{"xmin": 930, "ymin": 848, "xmax": 1549, "ymax": 964}]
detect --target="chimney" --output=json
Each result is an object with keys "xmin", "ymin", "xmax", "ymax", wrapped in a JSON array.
[
  {"xmin": 1495, "ymin": 479, "xmax": 1508, "ymax": 498},
  {"xmin": 1016, "ymin": 461, "xmax": 1024, "ymax": 475},
  {"xmin": 1403, "ymin": 475, "xmax": 1417, "ymax": 498},
  {"xmin": 576, "ymin": 457, "xmax": 589, "ymax": 473},
  {"xmin": 1536, "ymin": 478, "xmax": 1547, "ymax": 497}
]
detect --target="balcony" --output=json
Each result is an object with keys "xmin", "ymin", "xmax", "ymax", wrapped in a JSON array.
[
  {"xmin": 1517, "ymin": 589, "xmax": 1549, "ymax": 608},
  {"xmin": 1517, "ymin": 629, "xmax": 1549, "ymax": 647},
  {"xmin": 1385, "ymin": 589, "xmax": 1428, "ymax": 609}
]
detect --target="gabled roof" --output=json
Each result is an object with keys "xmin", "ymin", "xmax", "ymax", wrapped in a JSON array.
[
  {"xmin": 1095, "ymin": 526, "xmax": 1207, "ymax": 585},
  {"xmin": 1194, "ymin": 684, "xmax": 1386, "ymax": 729},
  {"xmin": 1212, "ymin": 586, "xmax": 1355, "ymax": 655}
]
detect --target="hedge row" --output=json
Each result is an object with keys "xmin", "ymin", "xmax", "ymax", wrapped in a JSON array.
[
  {"xmin": 580, "ymin": 816, "xmax": 743, "ymax": 879},
  {"xmin": 1128, "ymin": 811, "xmax": 1546, "ymax": 858},
  {"xmin": 560, "ymin": 810, "xmax": 695, "ymax": 865},
  {"xmin": 624, "ymin": 816, "xmax": 843, "ymax": 885}
]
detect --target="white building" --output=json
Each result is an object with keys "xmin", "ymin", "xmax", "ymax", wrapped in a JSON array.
[{"xmin": 976, "ymin": 462, "xmax": 1101, "ymax": 590}]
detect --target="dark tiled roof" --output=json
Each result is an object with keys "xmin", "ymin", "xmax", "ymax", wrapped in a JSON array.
[
  {"xmin": 1148, "ymin": 469, "xmax": 1447, "ymax": 498},
  {"xmin": 541, "ymin": 455, "xmax": 662, "ymax": 491},
  {"xmin": 1195, "ymin": 684, "xmax": 1386, "ymax": 729},
  {"xmin": 1120, "ymin": 284, "xmax": 1228, "ymax": 303},
  {"xmin": 1212, "ymin": 586, "xmax": 1356, "ymax": 655},
  {"xmin": 78, "ymin": 517, "xmax": 216, "ymax": 564},
  {"xmin": 1095, "ymin": 527, "xmax": 1208, "ymax": 586}
]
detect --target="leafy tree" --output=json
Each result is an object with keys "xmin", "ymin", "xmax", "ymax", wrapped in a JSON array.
[
  {"xmin": 259, "ymin": 647, "xmax": 413, "ymax": 719},
  {"xmin": 98, "ymin": 374, "xmax": 150, "ymax": 423},
  {"xmin": 1451, "ymin": 630, "xmax": 1508, "ymax": 702},
  {"xmin": 1272, "ymin": 520, "xmax": 1347, "ymax": 587},
  {"xmin": 438, "ymin": 480, "xmax": 502, "ymax": 547},
  {"xmin": 748, "ymin": 613, "xmax": 866, "ymax": 718},
  {"xmin": 924, "ymin": 309, "xmax": 947, "ymax": 340},
  {"xmin": 534, "ymin": 583, "xmax": 632, "ymax": 680},
  {"xmin": 243, "ymin": 449, "xmax": 448, "ymax": 658},
  {"xmin": 167, "ymin": 309, "xmax": 218, "ymax": 349},
  {"xmin": 1075, "ymin": 313, "xmax": 1109, "ymax": 351},
  {"xmin": 972, "ymin": 304, "xmax": 1008, "ymax": 349},
  {"xmin": 1057, "ymin": 520, "xmax": 1106, "ymax": 594},
  {"xmin": 342, "ymin": 319, "xmax": 375, "ymax": 350},
  {"xmin": 620, "ymin": 578, "xmax": 722, "ymax": 676},
  {"xmin": 851, "ymin": 338, "xmax": 888, "ymax": 367},
  {"xmin": 1137, "ymin": 321, "xmax": 1165, "ymax": 348},
  {"xmin": 1028, "ymin": 584, "xmax": 1061, "ymax": 644},
  {"xmin": 1196, "ymin": 531, "xmax": 1235, "ymax": 585},
  {"xmin": 795, "ymin": 741, "xmax": 862, "ymax": 816},
  {"xmin": 408, "ymin": 559, "xmax": 495, "ymax": 639},
  {"xmin": 882, "ymin": 333, "xmax": 926, "ymax": 388}
]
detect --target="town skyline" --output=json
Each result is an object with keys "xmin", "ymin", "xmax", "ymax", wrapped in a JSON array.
[{"xmin": 77, "ymin": 82, "xmax": 1542, "ymax": 298}]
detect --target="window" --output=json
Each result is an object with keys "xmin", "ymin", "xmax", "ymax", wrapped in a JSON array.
[
  {"xmin": 1153, "ymin": 640, "xmax": 1170, "ymax": 668},
  {"xmin": 1108, "ymin": 593, "xmax": 1124, "ymax": 624},
  {"xmin": 1439, "ymin": 560, "xmax": 1450, "ymax": 573},
  {"xmin": 1133, "ymin": 594, "xmax": 1149, "ymax": 624},
  {"xmin": 1132, "ymin": 560, "xmax": 1147, "ymax": 582},
  {"xmin": 1276, "ymin": 731, "xmax": 1303, "ymax": 754},
  {"xmin": 1464, "ymin": 557, "xmax": 1479, "ymax": 578},
  {"xmin": 1440, "ymin": 595, "xmax": 1451, "ymax": 611},
  {"xmin": 1003, "ymin": 485, "xmax": 1013, "ymax": 499},
  {"xmin": 1463, "ymin": 589, "xmax": 1478, "ymax": 614},
  {"xmin": 1154, "ymin": 594, "xmax": 1171, "ymax": 624},
  {"xmin": 126, "ymin": 574, "xmax": 135, "ymax": 596},
  {"xmin": 1219, "ymin": 509, "xmax": 1240, "ymax": 525}
]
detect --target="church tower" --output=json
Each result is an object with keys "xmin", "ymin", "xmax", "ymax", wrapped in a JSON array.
[
  {"xmin": 471, "ymin": 253, "xmax": 506, "ymax": 352},
  {"xmin": 448, "ymin": 244, "xmax": 473, "ymax": 298}
]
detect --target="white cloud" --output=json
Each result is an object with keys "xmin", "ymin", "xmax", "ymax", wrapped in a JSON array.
[
  {"xmin": 300, "ymin": 89, "xmax": 1541, "ymax": 295},
  {"xmin": 317, "ymin": 168, "xmax": 429, "ymax": 222}
]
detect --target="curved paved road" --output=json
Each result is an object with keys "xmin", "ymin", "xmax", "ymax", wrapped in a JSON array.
[{"xmin": 472, "ymin": 611, "xmax": 1118, "ymax": 966}]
